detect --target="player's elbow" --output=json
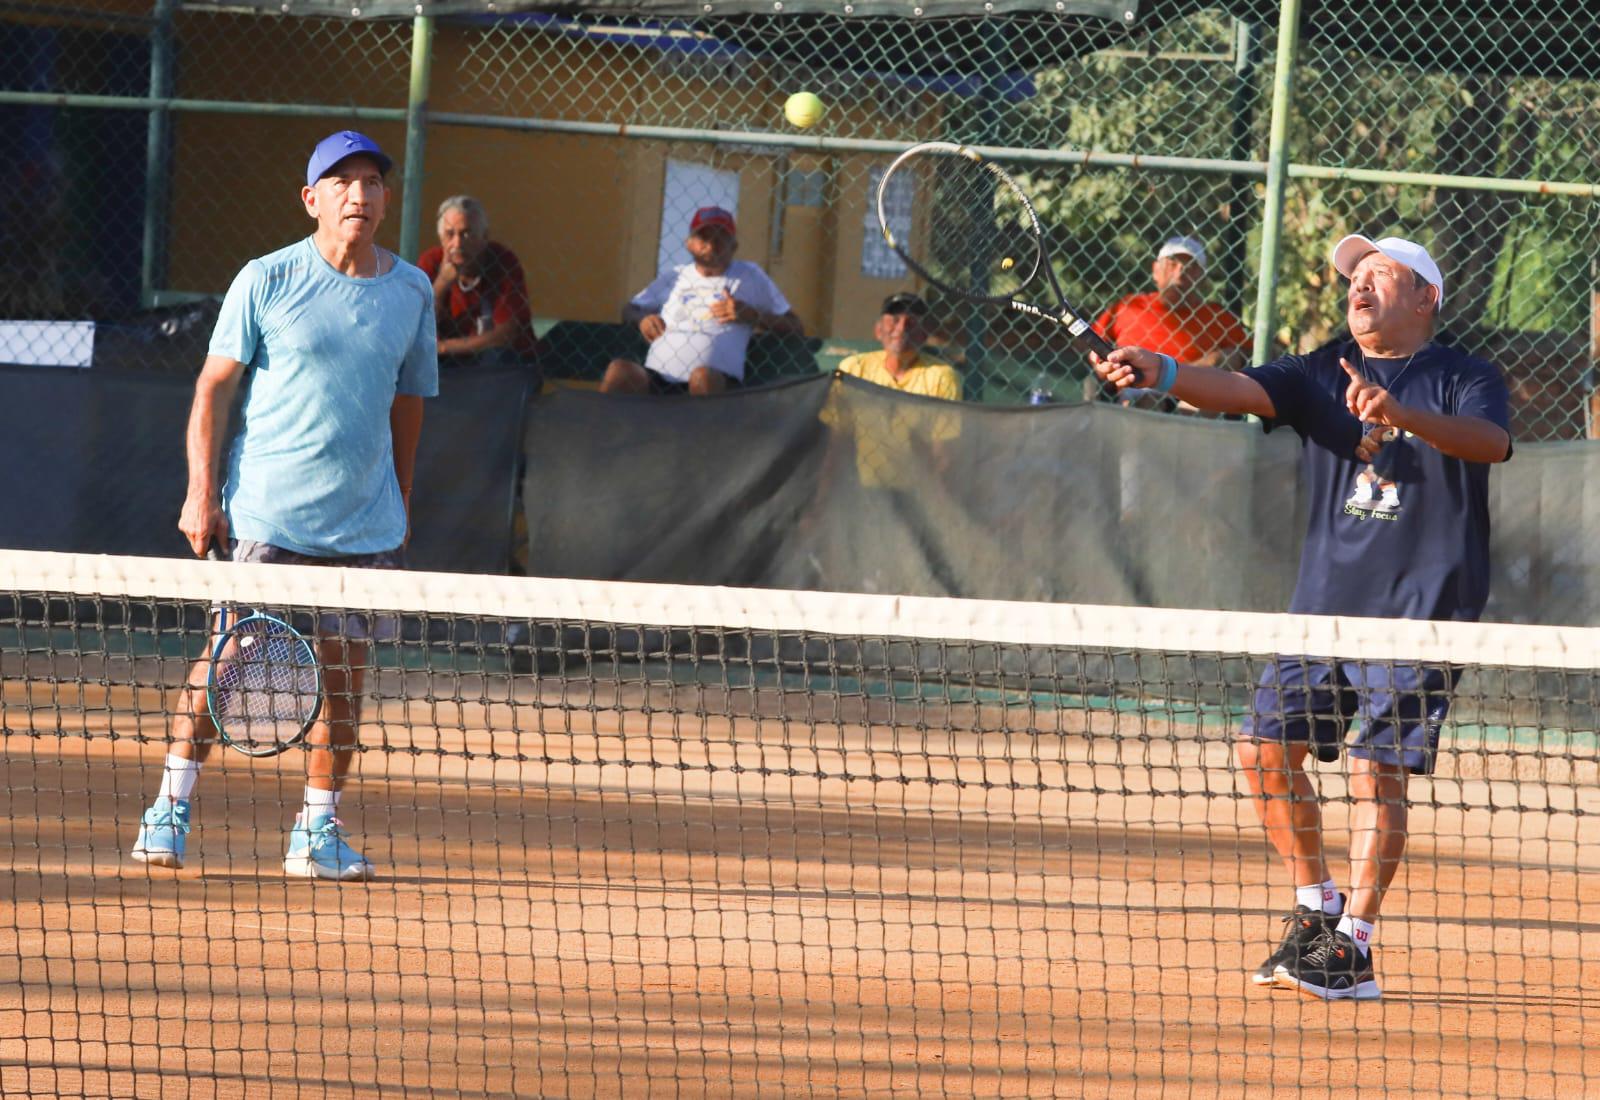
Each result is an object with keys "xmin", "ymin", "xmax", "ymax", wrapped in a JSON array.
[
  {"xmin": 1228, "ymin": 374, "xmax": 1275, "ymax": 418},
  {"xmin": 1482, "ymin": 427, "xmax": 1513, "ymax": 463}
]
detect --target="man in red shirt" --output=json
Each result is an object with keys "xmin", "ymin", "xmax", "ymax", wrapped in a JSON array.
[
  {"xmin": 416, "ymin": 195, "xmax": 538, "ymax": 367},
  {"xmin": 1095, "ymin": 235, "xmax": 1248, "ymax": 411}
]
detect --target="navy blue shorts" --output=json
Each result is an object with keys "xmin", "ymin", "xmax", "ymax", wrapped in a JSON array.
[
  {"xmin": 1242, "ymin": 657, "xmax": 1458, "ymax": 775},
  {"xmin": 646, "ymin": 368, "xmax": 741, "ymax": 395}
]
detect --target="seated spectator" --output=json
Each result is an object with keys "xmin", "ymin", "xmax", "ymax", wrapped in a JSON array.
[
  {"xmin": 817, "ymin": 292, "xmax": 966, "ymax": 592},
  {"xmin": 601, "ymin": 207, "xmax": 803, "ymax": 395},
  {"xmin": 825, "ymin": 291, "xmax": 963, "ymax": 484},
  {"xmin": 1095, "ymin": 234, "xmax": 1249, "ymax": 412},
  {"xmin": 417, "ymin": 195, "xmax": 537, "ymax": 368},
  {"xmin": 836, "ymin": 292, "xmax": 962, "ymax": 400}
]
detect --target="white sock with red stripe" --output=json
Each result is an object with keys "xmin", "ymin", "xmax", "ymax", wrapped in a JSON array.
[
  {"xmin": 1295, "ymin": 880, "xmax": 1342, "ymax": 915},
  {"xmin": 1337, "ymin": 914, "xmax": 1376, "ymax": 956}
]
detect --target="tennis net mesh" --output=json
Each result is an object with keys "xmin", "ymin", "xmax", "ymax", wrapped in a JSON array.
[{"xmin": 2, "ymin": 549, "xmax": 1598, "ymax": 1098}]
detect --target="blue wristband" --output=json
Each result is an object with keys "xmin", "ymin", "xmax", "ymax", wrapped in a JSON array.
[{"xmin": 1153, "ymin": 353, "xmax": 1179, "ymax": 393}]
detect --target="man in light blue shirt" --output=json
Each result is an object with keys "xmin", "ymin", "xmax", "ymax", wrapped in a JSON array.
[{"xmin": 132, "ymin": 130, "xmax": 439, "ymax": 882}]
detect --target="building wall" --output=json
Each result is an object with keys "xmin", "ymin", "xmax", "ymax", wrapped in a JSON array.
[{"xmin": 156, "ymin": 15, "xmax": 925, "ymax": 340}]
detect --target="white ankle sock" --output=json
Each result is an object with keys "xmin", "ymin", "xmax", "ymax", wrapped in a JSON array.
[
  {"xmin": 1337, "ymin": 914, "xmax": 1376, "ymax": 955},
  {"xmin": 302, "ymin": 786, "xmax": 340, "ymax": 820},
  {"xmin": 157, "ymin": 754, "xmax": 200, "ymax": 802},
  {"xmin": 1295, "ymin": 880, "xmax": 1341, "ymax": 915}
]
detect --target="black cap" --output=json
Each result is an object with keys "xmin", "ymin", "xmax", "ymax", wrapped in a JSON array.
[{"xmin": 882, "ymin": 292, "xmax": 929, "ymax": 316}]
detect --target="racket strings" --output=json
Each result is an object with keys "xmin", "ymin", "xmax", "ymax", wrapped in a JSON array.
[
  {"xmin": 890, "ymin": 148, "xmax": 1044, "ymax": 301},
  {"xmin": 213, "ymin": 618, "xmax": 320, "ymax": 744}
]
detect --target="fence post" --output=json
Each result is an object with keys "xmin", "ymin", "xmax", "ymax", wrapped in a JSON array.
[
  {"xmin": 1251, "ymin": 0, "xmax": 1303, "ymax": 365},
  {"xmin": 1221, "ymin": 17, "xmax": 1259, "ymax": 320},
  {"xmin": 958, "ymin": 19, "xmax": 1010, "ymax": 403},
  {"xmin": 399, "ymin": 12, "xmax": 435, "ymax": 264},
  {"xmin": 139, "ymin": 0, "xmax": 177, "ymax": 309}
]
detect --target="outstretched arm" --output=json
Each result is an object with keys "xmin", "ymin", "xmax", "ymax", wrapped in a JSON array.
[{"xmin": 1091, "ymin": 347, "xmax": 1277, "ymax": 419}]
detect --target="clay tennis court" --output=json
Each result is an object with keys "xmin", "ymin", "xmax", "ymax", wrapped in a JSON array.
[{"xmin": 4, "ymin": 649, "xmax": 1599, "ymax": 1100}]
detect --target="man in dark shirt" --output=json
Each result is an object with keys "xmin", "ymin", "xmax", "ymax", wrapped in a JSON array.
[{"xmin": 1091, "ymin": 234, "xmax": 1512, "ymax": 1001}]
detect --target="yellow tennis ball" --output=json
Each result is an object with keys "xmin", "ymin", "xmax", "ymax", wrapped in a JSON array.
[
  {"xmin": 784, "ymin": 91, "xmax": 826, "ymax": 129},
  {"xmin": 1000, "ymin": 256, "xmax": 1015, "ymax": 271}
]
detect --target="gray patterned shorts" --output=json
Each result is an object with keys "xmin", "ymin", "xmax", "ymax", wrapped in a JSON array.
[{"xmin": 230, "ymin": 539, "xmax": 404, "ymax": 642}]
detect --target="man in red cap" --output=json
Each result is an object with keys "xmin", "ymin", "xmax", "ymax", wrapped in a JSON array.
[{"xmin": 602, "ymin": 206, "xmax": 803, "ymax": 395}]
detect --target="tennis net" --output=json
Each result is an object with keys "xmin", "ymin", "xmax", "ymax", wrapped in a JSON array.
[{"xmin": 2, "ymin": 548, "xmax": 1598, "ymax": 1098}]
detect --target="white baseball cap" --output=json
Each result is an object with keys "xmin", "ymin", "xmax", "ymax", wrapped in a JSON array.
[
  {"xmin": 1332, "ymin": 234, "xmax": 1445, "ymax": 310},
  {"xmin": 1157, "ymin": 234, "xmax": 1207, "ymax": 270}
]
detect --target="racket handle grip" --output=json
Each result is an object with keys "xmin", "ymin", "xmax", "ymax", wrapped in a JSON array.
[{"xmin": 205, "ymin": 545, "xmax": 226, "ymax": 562}]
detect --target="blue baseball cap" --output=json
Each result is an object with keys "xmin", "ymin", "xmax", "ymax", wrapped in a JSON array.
[{"xmin": 305, "ymin": 130, "xmax": 393, "ymax": 188}]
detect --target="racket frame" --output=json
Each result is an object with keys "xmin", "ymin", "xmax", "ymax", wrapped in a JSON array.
[
  {"xmin": 876, "ymin": 140, "xmax": 1114, "ymax": 359},
  {"xmin": 202, "ymin": 546, "xmax": 323, "ymax": 758}
]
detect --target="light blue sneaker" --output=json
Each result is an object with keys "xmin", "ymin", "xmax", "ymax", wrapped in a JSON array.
[
  {"xmin": 284, "ymin": 812, "xmax": 375, "ymax": 881},
  {"xmin": 131, "ymin": 797, "xmax": 191, "ymax": 869}
]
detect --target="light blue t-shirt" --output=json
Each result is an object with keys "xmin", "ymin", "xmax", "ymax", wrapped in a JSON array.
[{"xmin": 209, "ymin": 236, "xmax": 439, "ymax": 556}]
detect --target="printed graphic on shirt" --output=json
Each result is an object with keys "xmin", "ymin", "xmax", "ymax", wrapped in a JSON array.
[
  {"xmin": 669, "ymin": 276, "xmax": 742, "ymax": 332},
  {"xmin": 1344, "ymin": 427, "xmax": 1404, "ymax": 521}
]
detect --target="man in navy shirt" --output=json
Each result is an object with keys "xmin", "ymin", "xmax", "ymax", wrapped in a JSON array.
[{"xmin": 1091, "ymin": 235, "xmax": 1512, "ymax": 1000}]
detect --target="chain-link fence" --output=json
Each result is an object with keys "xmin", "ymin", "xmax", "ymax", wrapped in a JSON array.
[{"xmin": 3, "ymin": 1, "xmax": 1597, "ymax": 438}]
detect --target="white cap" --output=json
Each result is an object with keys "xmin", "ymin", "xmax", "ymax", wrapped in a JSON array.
[
  {"xmin": 1157, "ymin": 235, "xmax": 1207, "ymax": 270},
  {"xmin": 1332, "ymin": 234, "xmax": 1445, "ymax": 310}
]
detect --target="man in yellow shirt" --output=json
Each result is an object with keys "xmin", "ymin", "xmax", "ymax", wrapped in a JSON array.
[
  {"xmin": 816, "ymin": 294, "xmax": 974, "ymax": 592},
  {"xmin": 817, "ymin": 293, "xmax": 969, "ymax": 591},
  {"xmin": 836, "ymin": 292, "xmax": 962, "ymax": 399},
  {"xmin": 825, "ymin": 290, "xmax": 964, "ymax": 487}
]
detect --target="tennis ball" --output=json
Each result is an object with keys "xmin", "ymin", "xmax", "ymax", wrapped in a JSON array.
[
  {"xmin": 784, "ymin": 91, "xmax": 826, "ymax": 129},
  {"xmin": 1000, "ymin": 257, "xmax": 1015, "ymax": 271}
]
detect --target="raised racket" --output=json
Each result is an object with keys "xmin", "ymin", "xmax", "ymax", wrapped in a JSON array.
[
  {"xmin": 876, "ymin": 141, "xmax": 1114, "ymax": 359},
  {"xmin": 203, "ymin": 546, "xmax": 322, "ymax": 757}
]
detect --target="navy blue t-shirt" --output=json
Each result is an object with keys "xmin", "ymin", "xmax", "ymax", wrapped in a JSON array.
[{"xmin": 1242, "ymin": 339, "xmax": 1510, "ymax": 622}]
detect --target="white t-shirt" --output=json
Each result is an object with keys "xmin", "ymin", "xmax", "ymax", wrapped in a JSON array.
[{"xmin": 631, "ymin": 260, "xmax": 793, "ymax": 382}]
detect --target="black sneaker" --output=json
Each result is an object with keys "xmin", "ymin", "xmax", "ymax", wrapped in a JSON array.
[
  {"xmin": 1275, "ymin": 927, "xmax": 1382, "ymax": 1001},
  {"xmin": 1250, "ymin": 903, "xmax": 1338, "ymax": 987}
]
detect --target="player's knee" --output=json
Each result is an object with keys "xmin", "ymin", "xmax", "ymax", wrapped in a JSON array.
[
  {"xmin": 1236, "ymin": 737, "xmax": 1264, "ymax": 771},
  {"xmin": 688, "ymin": 366, "xmax": 727, "ymax": 395},
  {"xmin": 601, "ymin": 359, "xmax": 646, "ymax": 394},
  {"xmin": 1237, "ymin": 737, "xmax": 1293, "ymax": 780}
]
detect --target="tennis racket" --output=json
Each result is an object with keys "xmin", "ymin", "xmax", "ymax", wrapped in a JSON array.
[
  {"xmin": 203, "ymin": 546, "xmax": 322, "ymax": 757},
  {"xmin": 875, "ymin": 141, "xmax": 1114, "ymax": 359}
]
